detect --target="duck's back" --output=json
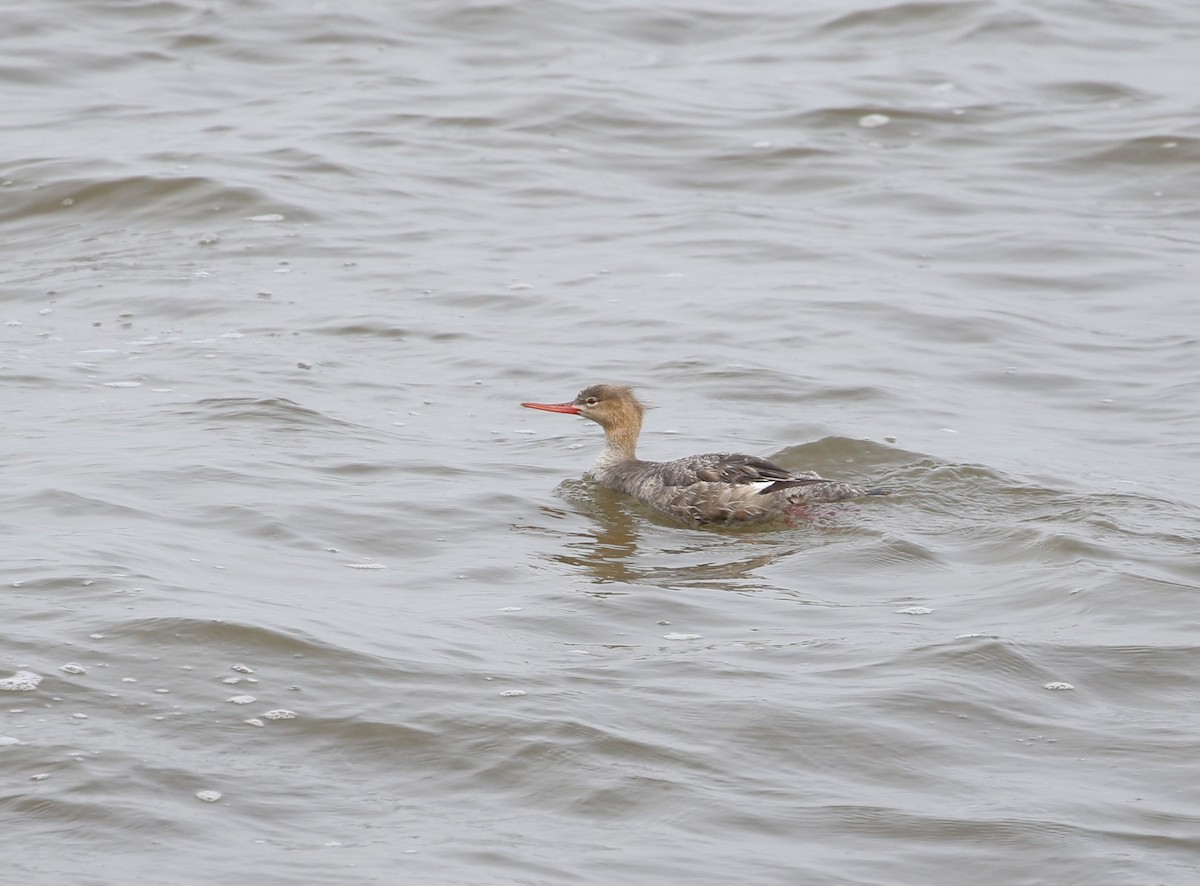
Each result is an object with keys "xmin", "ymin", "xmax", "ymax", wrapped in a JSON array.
[{"xmin": 594, "ymin": 452, "xmax": 867, "ymax": 525}]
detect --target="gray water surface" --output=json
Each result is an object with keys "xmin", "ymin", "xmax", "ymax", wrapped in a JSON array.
[{"xmin": 4, "ymin": 1, "xmax": 1199, "ymax": 884}]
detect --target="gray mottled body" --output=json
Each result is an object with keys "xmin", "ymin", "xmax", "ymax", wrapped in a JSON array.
[
  {"xmin": 523, "ymin": 383, "xmax": 885, "ymax": 527},
  {"xmin": 595, "ymin": 450, "xmax": 869, "ymax": 525}
]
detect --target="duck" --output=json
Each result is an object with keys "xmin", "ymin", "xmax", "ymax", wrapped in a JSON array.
[{"xmin": 521, "ymin": 384, "xmax": 888, "ymax": 525}]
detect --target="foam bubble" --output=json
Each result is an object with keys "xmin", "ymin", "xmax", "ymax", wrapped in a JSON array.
[
  {"xmin": 662, "ymin": 633, "xmax": 702, "ymax": 641},
  {"xmin": 0, "ymin": 671, "xmax": 42, "ymax": 691},
  {"xmin": 196, "ymin": 790, "xmax": 223, "ymax": 802},
  {"xmin": 226, "ymin": 695, "xmax": 256, "ymax": 705},
  {"xmin": 60, "ymin": 663, "xmax": 87, "ymax": 675},
  {"xmin": 263, "ymin": 709, "xmax": 296, "ymax": 720},
  {"xmin": 1043, "ymin": 681, "xmax": 1075, "ymax": 691}
]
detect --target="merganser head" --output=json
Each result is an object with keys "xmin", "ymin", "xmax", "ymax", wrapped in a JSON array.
[{"xmin": 522, "ymin": 384, "xmax": 646, "ymax": 436}]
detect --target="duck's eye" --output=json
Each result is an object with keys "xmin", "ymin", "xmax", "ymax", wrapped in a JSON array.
[{"xmin": 585, "ymin": 397, "xmax": 598, "ymax": 406}]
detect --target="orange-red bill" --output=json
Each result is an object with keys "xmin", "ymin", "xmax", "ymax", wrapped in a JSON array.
[{"xmin": 521, "ymin": 401, "xmax": 580, "ymax": 414}]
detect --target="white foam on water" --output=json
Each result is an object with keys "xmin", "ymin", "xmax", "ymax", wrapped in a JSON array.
[{"xmin": 0, "ymin": 671, "xmax": 42, "ymax": 691}]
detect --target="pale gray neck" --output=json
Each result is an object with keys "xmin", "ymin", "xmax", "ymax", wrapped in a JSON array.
[
  {"xmin": 596, "ymin": 440, "xmax": 634, "ymax": 470},
  {"xmin": 597, "ymin": 421, "xmax": 639, "ymax": 466}
]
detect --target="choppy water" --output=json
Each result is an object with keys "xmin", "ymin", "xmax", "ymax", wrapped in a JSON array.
[{"xmin": 4, "ymin": 1, "xmax": 1199, "ymax": 883}]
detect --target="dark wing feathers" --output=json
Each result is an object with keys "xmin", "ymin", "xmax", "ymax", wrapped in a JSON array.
[{"xmin": 657, "ymin": 453, "xmax": 828, "ymax": 490}]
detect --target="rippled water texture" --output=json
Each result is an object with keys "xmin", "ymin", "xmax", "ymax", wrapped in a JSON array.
[{"xmin": 4, "ymin": 1, "xmax": 1199, "ymax": 883}]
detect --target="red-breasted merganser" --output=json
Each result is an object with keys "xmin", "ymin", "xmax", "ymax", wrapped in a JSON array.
[{"xmin": 521, "ymin": 384, "xmax": 888, "ymax": 526}]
